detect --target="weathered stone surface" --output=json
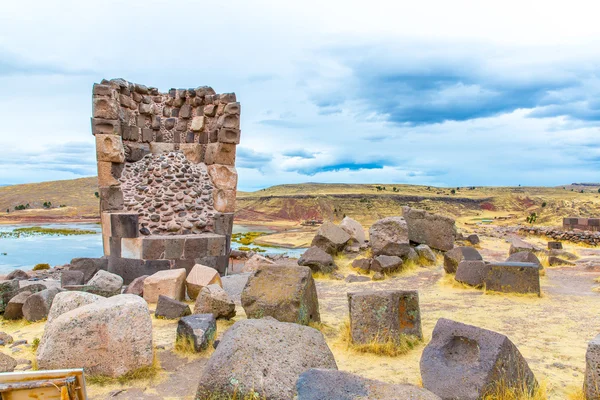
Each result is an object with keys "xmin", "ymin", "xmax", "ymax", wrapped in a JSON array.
[
  {"xmin": 207, "ymin": 164, "xmax": 237, "ymax": 190},
  {"xmin": 217, "ymin": 127, "xmax": 241, "ymax": 144},
  {"xmin": 124, "ymin": 275, "xmax": 148, "ymax": 296},
  {"xmin": 0, "ymin": 283, "xmax": 44, "ymax": 313},
  {"xmin": 403, "ymin": 207, "xmax": 457, "ymax": 251},
  {"xmin": 345, "ymin": 274, "xmax": 371, "ymax": 283},
  {"xmin": 23, "ymin": 287, "xmax": 60, "ymax": 322},
  {"xmin": 221, "ymin": 273, "xmax": 250, "ymax": 305},
  {"xmin": 110, "ymin": 212, "xmax": 139, "ymax": 238},
  {"xmin": 6, "ymin": 270, "xmax": 29, "ymax": 280},
  {"xmin": 213, "ymin": 188, "xmax": 236, "ymax": 212},
  {"xmin": 585, "ymin": 334, "xmax": 600, "ymax": 399},
  {"xmin": 548, "ymin": 241, "xmax": 563, "ymax": 250},
  {"xmin": 484, "ymin": 262, "xmax": 541, "ymax": 295},
  {"xmin": 87, "ymin": 270, "xmax": 123, "ymax": 296},
  {"xmin": 339, "ymin": 217, "xmax": 366, "ymax": 246},
  {"xmin": 443, "ymin": 246, "xmax": 482, "ymax": 274},
  {"xmin": 70, "ymin": 257, "xmax": 108, "ymax": 283},
  {"xmin": 548, "ymin": 249, "xmax": 578, "ymax": 260},
  {"xmin": 467, "ymin": 234, "xmax": 480, "ymax": 245},
  {"xmin": 194, "ymin": 284, "xmax": 236, "ymax": 319},
  {"xmin": 196, "ymin": 318, "xmax": 337, "ymax": 400},
  {"xmin": 509, "ymin": 238, "xmax": 540, "ymax": 255},
  {"xmin": 0, "ymin": 332, "xmax": 13, "ymax": 345},
  {"xmin": 348, "ymin": 290, "xmax": 422, "ymax": 344},
  {"xmin": 61, "ymin": 270, "xmax": 85, "ymax": 287},
  {"xmin": 369, "ymin": 217, "xmax": 411, "ymax": 257},
  {"xmin": 0, "ymin": 352, "xmax": 17, "ymax": 373},
  {"xmin": 3, "ymin": 291, "xmax": 32, "ymax": 320},
  {"xmin": 108, "ymin": 257, "xmax": 170, "ymax": 285},
  {"xmin": 242, "ymin": 265, "xmax": 320, "ymax": 325},
  {"xmin": 548, "ymin": 256, "xmax": 576, "ymax": 266},
  {"xmin": 47, "ymin": 291, "xmax": 103, "ymax": 323},
  {"xmin": 37, "ymin": 294, "xmax": 153, "ymax": 377},
  {"xmin": 298, "ymin": 246, "xmax": 336, "ymax": 273},
  {"xmin": 416, "ymin": 244, "xmax": 437, "ymax": 264},
  {"xmin": 155, "ymin": 295, "xmax": 191, "ymax": 319},
  {"xmin": 370, "ymin": 255, "xmax": 403, "ymax": 274},
  {"xmin": 185, "ymin": 264, "xmax": 222, "ymax": 300},
  {"xmin": 93, "ymin": 98, "xmax": 119, "ymax": 120},
  {"xmin": 177, "ymin": 314, "xmax": 216, "ymax": 352},
  {"xmin": 242, "ymin": 254, "xmax": 274, "ymax": 272},
  {"xmin": 204, "ymin": 142, "xmax": 236, "ymax": 166},
  {"xmin": 96, "ymin": 134, "xmax": 125, "ymax": 163},
  {"xmin": 143, "ymin": 268, "xmax": 186, "ymax": 303},
  {"xmin": 455, "ymin": 260, "xmax": 490, "ymax": 287},
  {"xmin": 296, "ymin": 369, "xmax": 441, "ymax": 400},
  {"xmin": 311, "ymin": 222, "xmax": 351, "ymax": 255},
  {"xmin": 421, "ymin": 318, "xmax": 536, "ymax": 400},
  {"xmin": 351, "ymin": 258, "xmax": 371, "ymax": 272},
  {"xmin": 506, "ymin": 251, "xmax": 542, "ymax": 268}
]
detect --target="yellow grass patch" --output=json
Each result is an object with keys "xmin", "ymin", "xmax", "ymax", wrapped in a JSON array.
[
  {"xmin": 482, "ymin": 379, "xmax": 547, "ymax": 400},
  {"xmin": 86, "ymin": 352, "xmax": 161, "ymax": 386},
  {"xmin": 337, "ymin": 320, "xmax": 421, "ymax": 357}
]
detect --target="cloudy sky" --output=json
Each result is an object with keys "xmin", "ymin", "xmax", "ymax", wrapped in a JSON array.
[{"xmin": 1, "ymin": 0, "xmax": 599, "ymax": 191}]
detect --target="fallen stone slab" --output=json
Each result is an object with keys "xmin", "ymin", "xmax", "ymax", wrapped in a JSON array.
[
  {"xmin": 87, "ymin": 270, "xmax": 123, "ymax": 296},
  {"xmin": 23, "ymin": 287, "xmax": 61, "ymax": 322},
  {"xmin": 416, "ymin": 244, "xmax": 437, "ymax": 264},
  {"xmin": 403, "ymin": 207, "xmax": 457, "ymax": 251},
  {"xmin": 0, "ymin": 352, "xmax": 17, "ymax": 373},
  {"xmin": 297, "ymin": 368, "xmax": 441, "ymax": 400},
  {"xmin": 369, "ymin": 217, "xmax": 411, "ymax": 257},
  {"xmin": 484, "ymin": 262, "xmax": 541, "ymax": 295},
  {"xmin": 196, "ymin": 318, "xmax": 337, "ymax": 400},
  {"xmin": 194, "ymin": 284, "xmax": 236, "ymax": 319},
  {"xmin": 69, "ymin": 257, "xmax": 108, "ymax": 283},
  {"xmin": 444, "ymin": 246, "xmax": 482, "ymax": 274},
  {"xmin": 548, "ymin": 256, "xmax": 576, "ymax": 266},
  {"xmin": 124, "ymin": 275, "xmax": 148, "ymax": 296},
  {"xmin": 508, "ymin": 238, "xmax": 540, "ymax": 255},
  {"xmin": 455, "ymin": 260, "xmax": 490, "ymax": 287},
  {"xmin": 242, "ymin": 265, "xmax": 320, "ymax": 325},
  {"xmin": 507, "ymin": 251, "xmax": 543, "ymax": 269},
  {"xmin": 348, "ymin": 290, "xmax": 422, "ymax": 344},
  {"xmin": 177, "ymin": 313, "xmax": 216, "ymax": 352},
  {"xmin": 47, "ymin": 291, "xmax": 103, "ymax": 323},
  {"xmin": 420, "ymin": 318, "xmax": 537, "ymax": 400},
  {"xmin": 585, "ymin": 333, "xmax": 600, "ymax": 399},
  {"xmin": 19, "ymin": 279, "xmax": 61, "ymax": 290},
  {"xmin": 351, "ymin": 258, "xmax": 371, "ymax": 272},
  {"xmin": 298, "ymin": 246, "xmax": 336, "ymax": 273},
  {"xmin": 61, "ymin": 270, "xmax": 85, "ymax": 287},
  {"xmin": 143, "ymin": 268, "xmax": 186, "ymax": 303},
  {"xmin": 37, "ymin": 294, "xmax": 153, "ymax": 377},
  {"xmin": 370, "ymin": 255, "xmax": 403, "ymax": 274},
  {"xmin": 3, "ymin": 291, "xmax": 32, "ymax": 320},
  {"xmin": 548, "ymin": 249, "xmax": 578, "ymax": 260},
  {"xmin": 155, "ymin": 295, "xmax": 191, "ymax": 319},
  {"xmin": 185, "ymin": 264, "xmax": 222, "ymax": 300},
  {"xmin": 311, "ymin": 222, "xmax": 351, "ymax": 255}
]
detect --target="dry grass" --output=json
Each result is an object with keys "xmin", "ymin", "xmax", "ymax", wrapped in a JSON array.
[
  {"xmin": 566, "ymin": 387, "xmax": 585, "ymax": 400},
  {"xmin": 198, "ymin": 389, "xmax": 267, "ymax": 400},
  {"xmin": 337, "ymin": 320, "xmax": 421, "ymax": 357},
  {"xmin": 87, "ymin": 352, "xmax": 161, "ymax": 386},
  {"xmin": 482, "ymin": 379, "xmax": 547, "ymax": 400}
]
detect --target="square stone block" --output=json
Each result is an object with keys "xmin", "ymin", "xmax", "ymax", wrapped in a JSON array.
[
  {"xmin": 110, "ymin": 212, "xmax": 139, "ymax": 238},
  {"xmin": 150, "ymin": 143, "xmax": 176, "ymax": 154},
  {"xmin": 191, "ymin": 116, "xmax": 205, "ymax": 131},
  {"xmin": 91, "ymin": 118, "xmax": 121, "ymax": 135},
  {"xmin": 142, "ymin": 236, "xmax": 166, "ymax": 259},
  {"xmin": 109, "ymin": 237, "xmax": 121, "ymax": 258},
  {"xmin": 579, "ymin": 218, "xmax": 589, "ymax": 226},
  {"xmin": 121, "ymin": 238, "xmax": 142, "ymax": 259},
  {"xmin": 455, "ymin": 260, "xmax": 490, "ymax": 287},
  {"xmin": 164, "ymin": 237, "xmax": 185, "ymax": 260},
  {"xmin": 224, "ymin": 102, "xmax": 240, "ymax": 115},
  {"xmin": 97, "ymin": 161, "xmax": 122, "ymax": 187},
  {"xmin": 93, "ymin": 97, "xmax": 119, "ymax": 120},
  {"xmin": 93, "ymin": 84, "xmax": 112, "ymax": 96},
  {"xmin": 180, "ymin": 144, "xmax": 203, "ymax": 164},
  {"xmin": 204, "ymin": 143, "xmax": 236, "ymax": 166},
  {"xmin": 125, "ymin": 142, "xmax": 151, "ymax": 162},
  {"xmin": 213, "ymin": 213, "xmax": 234, "ymax": 236},
  {"xmin": 99, "ymin": 186, "xmax": 124, "ymax": 212},
  {"xmin": 589, "ymin": 219, "xmax": 600, "ymax": 227},
  {"xmin": 213, "ymin": 189, "xmax": 236, "ymax": 213},
  {"xmin": 143, "ymin": 268, "xmax": 187, "ymax": 303},
  {"xmin": 96, "ymin": 134, "xmax": 125, "ymax": 163},
  {"xmin": 348, "ymin": 290, "xmax": 422, "ymax": 344},
  {"xmin": 107, "ymin": 257, "xmax": 170, "ymax": 285},
  {"xmin": 484, "ymin": 262, "xmax": 540, "ymax": 295},
  {"xmin": 101, "ymin": 212, "xmax": 112, "ymax": 256},
  {"xmin": 122, "ymin": 125, "xmax": 140, "ymax": 141},
  {"xmin": 183, "ymin": 236, "xmax": 207, "ymax": 259},
  {"xmin": 207, "ymin": 165, "xmax": 237, "ymax": 190},
  {"xmin": 217, "ymin": 114, "xmax": 240, "ymax": 129},
  {"xmin": 217, "ymin": 128, "xmax": 241, "ymax": 144}
]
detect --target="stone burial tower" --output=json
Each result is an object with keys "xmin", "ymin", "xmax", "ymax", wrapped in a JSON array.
[{"xmin": 92, "ymin": 78, "xmax": 240, "ymax": 282}]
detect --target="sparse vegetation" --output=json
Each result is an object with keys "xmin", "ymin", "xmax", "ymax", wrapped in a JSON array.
[
  {"xmin": 338, "ymin": 319, "xmax": 421, "ymax": 357},
  {"xmin": 33, "ymin": 263, "xmax": 50, "ymax": 270},
  {"xmin": 482, "ymin": 379, "xmax": 546, "ymax": 400},
  {"xmin": 0, "ymin": 226, "xmax": 96, "ymax": 239},
  {"xmin": 87, "ymin": 353, "xmax": 161, "ymax": 386}
]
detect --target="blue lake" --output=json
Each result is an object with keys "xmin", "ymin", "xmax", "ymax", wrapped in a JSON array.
[{"xmin": 0, "ymin": 223, "xmax": 304, "ymax": 274}]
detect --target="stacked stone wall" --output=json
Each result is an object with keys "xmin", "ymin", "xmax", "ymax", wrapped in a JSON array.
[
  {"xmin": 519, "ymin": 226, "xmax": 600, "ymax": 246},
  {"xmin": 563, "ymin": 217, "xmax": 600, "ymax": 232}
]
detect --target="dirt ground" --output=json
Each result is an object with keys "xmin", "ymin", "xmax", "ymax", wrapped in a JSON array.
[{"xmin": 1, "ymin": 233, "xmax": 599, "ymax": 399}]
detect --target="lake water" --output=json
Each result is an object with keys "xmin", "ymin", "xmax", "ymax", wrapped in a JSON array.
[{"xmin": 0, "ymin": 223, "xmax": 305, "ymax": 274}]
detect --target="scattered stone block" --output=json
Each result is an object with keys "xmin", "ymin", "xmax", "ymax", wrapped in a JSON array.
[
  {"xmin": 348, "ymin": 290, "xmax": 422, "ymax": 344},
  {"xmin": 548, "ymin": 249, "xmax": 578, "ymax": 260},
  {"xmin": 351, "ymin": 258, "xmax": 371, "ymax": 272},
  {"xmin": 311, "ymin": 222, "xmax": 351, "ymax": 255},
  {"xmin": 110, "ymin": 212, "xmax": 139, "ymax": 238},
  {"xmin": 339, "ymin": 216, "xmax": 367, "ymax": 247},
  {"xmin": 420, "ymin": 318, "xmax": 537, "ymax": 399},
  {"xmin": 91, "ymin": 117, "xmax": 121, "ymax": 135},
  {"xmin": 47, "ymin": 291, "xmax": 103, "ymax": 323},
  {"xmin": 37, "ymin": 294, "xmax": 153, "ymax": 377},
  {"xmin": 242, "ymin": 254, "xmax": 274, "ymax": 272},
  {"xmin": 196, "ymin": 318, "xmax": 337, "ymax": 400},
  {"xmin": 509, "ymin": 238, "xmax": 540, "ymax": 255},
  {"xmin": 444, "ymin": 246, "xmax": 482, "ymax": 274},
  {"xmin": 108, "ymin": 257, "xmax": 170, "ymax": 284},
  {"xmin": 403, "ymin": 207, "xmax": 457, "ymax": 251},
  {"xmin": 70, "ymin": 257, "xmax": 108, "ymax": 283},
  {"xmin": 345, "ymin": 274, "xmax": 371, "ymax": 283},
  {"xmin": 0, "ymin": 284, "xmax": 45, "ymax": 313},
  {"xmin": 61, "ymin": 270, "xmax": 85, "ymax": 287},
  {"xmin": 6, "ymin": 270, "xmax": 29, "ymax": 280},
  {"xmin": 455, "ymin": 260, "xmax": 490, "ymax": 287},
  {"xmin": 155, "ymin": 295, "xmax": 191, "ymax": 319},
  {"xmin": 369, "ymin": 217, "xmax": 411, "ymax": 257},
  {"xmin": 484, "ymin": 262, "xmax": 540, "ymax": 295},
  {"xmin": 186, "ymin": 264, "xmax": 222, "ymax": 300},
  {"xmin": 87, "ymin": 270, "xmax": 123, "ymax": 296},
  {"xmin": 548, "ymin": 256, "xmax": 575, "ymax": 266},
  {"xmin": 23, "ymin": 288, "xmax": 61, "ymax": 322},
  {"xmin": 416, "ymin": 244, "xmax": 437, "ymax": 264},
  {"xmin": 124, "ymin": 275, "xmax": 148, "ymax": 296},
  {"xmin": 507, "ymin": 251, "xmax": 542, "ymax": 268},
  {"xmin": 143, "ymin": 268, "xmax": 186, "ymax": 303},
  {"xmin": 177, "ymin": 314, "xmax": 216, "ymax": 352},
  {"xmin": 370, "ymin": 255, "xmax": 403, "ymax": 274},
  {"xmin": 95, "ymin": 134, "xmax": 125, "ymax": 163},
  {"xmin": 0, "ymin": 352, "xmax": 17, "ymax": 373},
  {"xmin": 241, "ymin": 265, "xmax": 320, "ymax": 325},
  {"xmin": 298, "ymin": 246, "xmax": 336, "ymax": 273},
  {"xmin": 194, "ymin": 284, "xmax": 236, "ymax": 319},
  {"xmin": 4, "ymin": 291, "xmax": 32, "ymax": 320},
  {"xmin": 585, "ymin": 334, "xmax": 600, "ymax": 399},
  {"xmin": 548, "ymin": 241, "xmax": 563, "ymax": 250},
  {"xmin": 296, "ymin": 369, "xmax": 441, "ymax": 400},
  {"xmin": 179, "ymin": 143, "xmax": 202, "ymax": 163},
  {"xmin": 467, "ymin": 234, "xmax": 480, "ymax": 245}
]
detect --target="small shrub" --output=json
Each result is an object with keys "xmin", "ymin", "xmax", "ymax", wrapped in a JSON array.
[
  {"xmin": 31, "ymin": 337, "xmax": 40, "ymax": 352},
  {"xmin": 33, "ymin": 263, "xmax": 50, "ymax": 271},
  {"xmin": 94, "ymin": 192, "xmax": 99, "ymax": 198}
]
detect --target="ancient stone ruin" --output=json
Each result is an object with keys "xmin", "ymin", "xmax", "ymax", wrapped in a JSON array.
[
  {"xmin": 563, "ymin": 217, "xmax": 600, "ymax": 232},
  {"xmin": 92, "ymin": 78, "xmax": 240, "ymax": 280}
]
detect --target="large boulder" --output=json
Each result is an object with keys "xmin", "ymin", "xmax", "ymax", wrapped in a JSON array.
[
  {"xmin": 585, "ymin": 334, "xmax": 600, "ymax": 399},
  {"xmin": 506, "ymin": 251, "xmax": 542, "ymax": 268},
  {"xmin": 455, "ymin": 260, "xmax": 490, "ymax": 287},
  {"xmin": 508, "ymin": 238, "xmax": 540, "ymax": 255},
  {"xmin": 339, "ymin": 217, "xmax": 367, "ymax": 247},
  {"xmin": 61, "ymin": 270, "xmax": 85, "ymax": 287},
  {"xmin": 87, "ymin": 270, "xmax": 123, "ymax": 296},
  {"xmin": 69, "ymin": 257, "xmax": 108, "ymax": 283},
  {"xmin": 298, "ymin": 246, "xmax": 336, "ymax": 273},
  {"xmin": 348, "ymin": 290, "xmax": 422, "ymax": 344},
  {"xmin": 47, "ymin": 291, "xmax": 103, "ymax": 323},
  {"xmin": 6, "ymin": 269, "xmax": 29, "ymax": 280},
  {"xmin": 370, "ymin": 255, "xmax": 403, "ymax": 274},
  {"xmin": 196, "ymin": 318, "xmax": 337, "ymax": 400},
  {"xmin": 420, "ymin": 318, "xmax": 536, "ymax": 400},
  {"xmin": 23, "ymin": 287, "xmax": 61, "ymax": 322},
  {"xmin": 155, "ymin": 295, "xmax": 191, "ymax": 319},
  {"xmin": 311, "ymin": 222, "xmax": 351, "ymax": 255},
  {"xmin": 194, "ymin": 284, "xmax": 236, "ymax": 319},
  {"xmin": 3, "ymin": 291, "xmax": 32, "ymax": 320},
  {"xmin": 403, "ymin": 207, "xmax": 456, "ymax": 251},
  {"xmin": 297, "ymin": 369, "xmax": 441, "ymax": 400},
  {"xmin": 443, "ymin": 246, "xmax": 482, "ymax": 274},
  {"xmin": 351, "ymin": 258, "xmax": 371, "ymax": 273},
  {"xmin": 185, "ymin": 264, "xmax": 222, "ymax": 300},
  {"xmin": 143, "ymin": 268, "xmax": 186, "ymax": 303},
  {"xmin": 369, "ymin": 217, "xmax": 411, "ymax": 257},
  {"xmin": 484, "ymin": 262, "xmax": 541, "ymax": 295},
  {"xmin": 241, "ymin": 254, "xmax": 274, "ymax": 273},
  {"xmin": 242, "ymin": 265, "xmax": 320, "ymax": 325},
  {"xmin": 37, "ymin": 294, "xmax": 153, "ymax": 377},
  {"xmin": 0, "ymin": 283, "xmax": 46, "ymax": 313},
  {"xmin": 0, "ymin": 280, "xmax": 21, "ymax": 312},
  {"xmin": 177, "ymin": 314, "xmax": 217, "ymax": 352}
]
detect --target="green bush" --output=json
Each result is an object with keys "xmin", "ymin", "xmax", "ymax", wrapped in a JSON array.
[{"xmin": 33, "ymin": 263, "xmax": 51, "ymax": 271}]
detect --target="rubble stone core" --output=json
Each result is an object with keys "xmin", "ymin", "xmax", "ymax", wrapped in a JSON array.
[{"xmin": 92, "ymin": 78, "xmax": 240, "ymax": 278}]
